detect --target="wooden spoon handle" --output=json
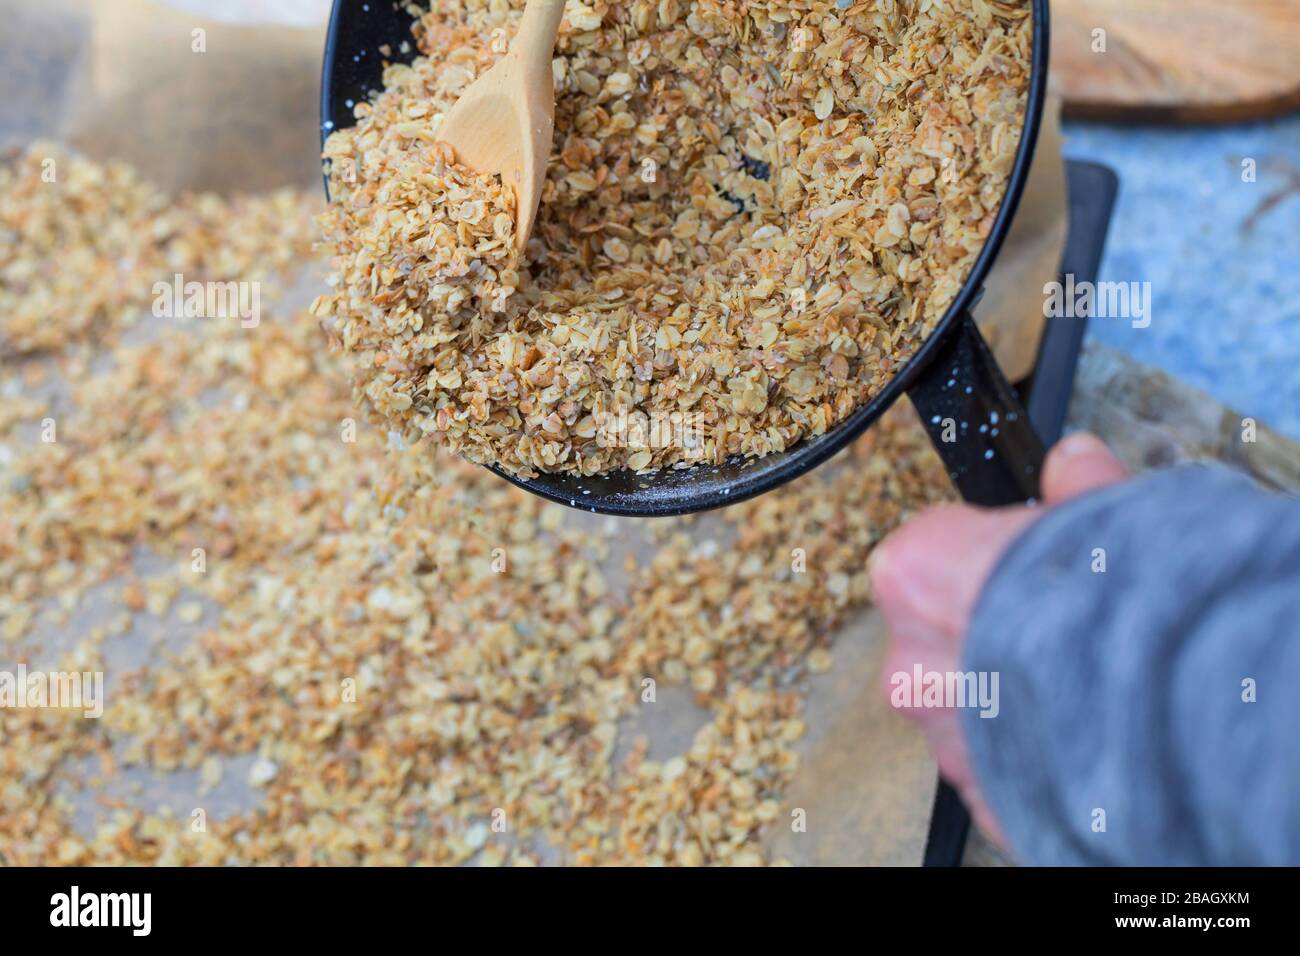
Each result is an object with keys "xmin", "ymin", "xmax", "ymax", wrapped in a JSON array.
[{"xmin": 514, "ymin": 0, "xmax": 566, "ymax": 71}]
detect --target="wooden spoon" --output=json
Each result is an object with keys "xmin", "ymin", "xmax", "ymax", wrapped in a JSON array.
[{"xmin": 436, "ymin": 0, "xmax": 565, "ymax": 250}]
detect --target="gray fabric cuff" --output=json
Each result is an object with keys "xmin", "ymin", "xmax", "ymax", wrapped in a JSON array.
[{"xmin": 961, "ymin": 464, "xmax": 1300, "ymax": 865}]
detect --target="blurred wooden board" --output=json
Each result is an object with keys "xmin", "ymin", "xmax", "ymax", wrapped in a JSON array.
[
  {"xmin": 1069, "ymin": 341, "xmax": 1300, "ymax": 491},
  {"xmin": 1054, "ymin": 0, "xmax": 1300, "ymax": 123}
]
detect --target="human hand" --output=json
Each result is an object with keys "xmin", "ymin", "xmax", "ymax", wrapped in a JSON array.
[{"xmin": 868, "ymin": 432, "xmax": 1130, "ymax": 844}]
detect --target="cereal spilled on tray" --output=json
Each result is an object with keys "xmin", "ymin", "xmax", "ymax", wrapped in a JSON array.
[{"xmin": 2, "ymin": 137, "xmax": 956, "ymax": 866}]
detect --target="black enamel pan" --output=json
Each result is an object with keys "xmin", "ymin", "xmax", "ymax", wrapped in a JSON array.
[{"xmin": 322, "ymin": 0, "xmax": 1052, "ymax": 518}]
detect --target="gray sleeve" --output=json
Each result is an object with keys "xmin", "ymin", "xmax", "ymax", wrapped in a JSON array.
[{"xmin": 961, "ymin": 463, "xmax": 1300, "ymax": 866}]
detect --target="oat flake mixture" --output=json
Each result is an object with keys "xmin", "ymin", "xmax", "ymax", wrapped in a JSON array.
[
  {"xmin": 315, "ymin": 0, "xmax": 1033, "ymax": 477},
  {"xmin": 0, "ymin": 142, "xmax": 955, "ymax": 865}
]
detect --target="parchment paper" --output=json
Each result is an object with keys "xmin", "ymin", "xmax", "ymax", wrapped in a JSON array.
[{"xmin": 0, "ymin": 0, "xmax": 326, "ymax": 193}]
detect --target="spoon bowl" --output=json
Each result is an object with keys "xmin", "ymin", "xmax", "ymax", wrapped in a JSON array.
[{"xmin": 434, "ymin": 0, "xmax": 564, "ymax": 249}]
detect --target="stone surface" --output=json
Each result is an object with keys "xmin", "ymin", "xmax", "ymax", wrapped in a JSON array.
[{"xmin": 1065, "ymin": 117, "xmax": 1300, "ymax": 441}]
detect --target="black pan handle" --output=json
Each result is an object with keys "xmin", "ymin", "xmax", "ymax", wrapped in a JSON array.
[
  {"xmin": 908, "ymin": 311, "xmax": 1046, "ymax": 506},
  {"xmin": 904, "ymin": 311, "xmax": 1046, "ymax": 866}
]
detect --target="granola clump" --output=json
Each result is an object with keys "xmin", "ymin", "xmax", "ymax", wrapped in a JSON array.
[{"xmin": 315, "ymin": 0, "xmax": 1033, "ymax": 477}]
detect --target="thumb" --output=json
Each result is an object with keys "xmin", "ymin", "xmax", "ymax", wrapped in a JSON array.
[{"xmin": 1041, "ymin": 432, "xmax": 1129, "ymax": 504}]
